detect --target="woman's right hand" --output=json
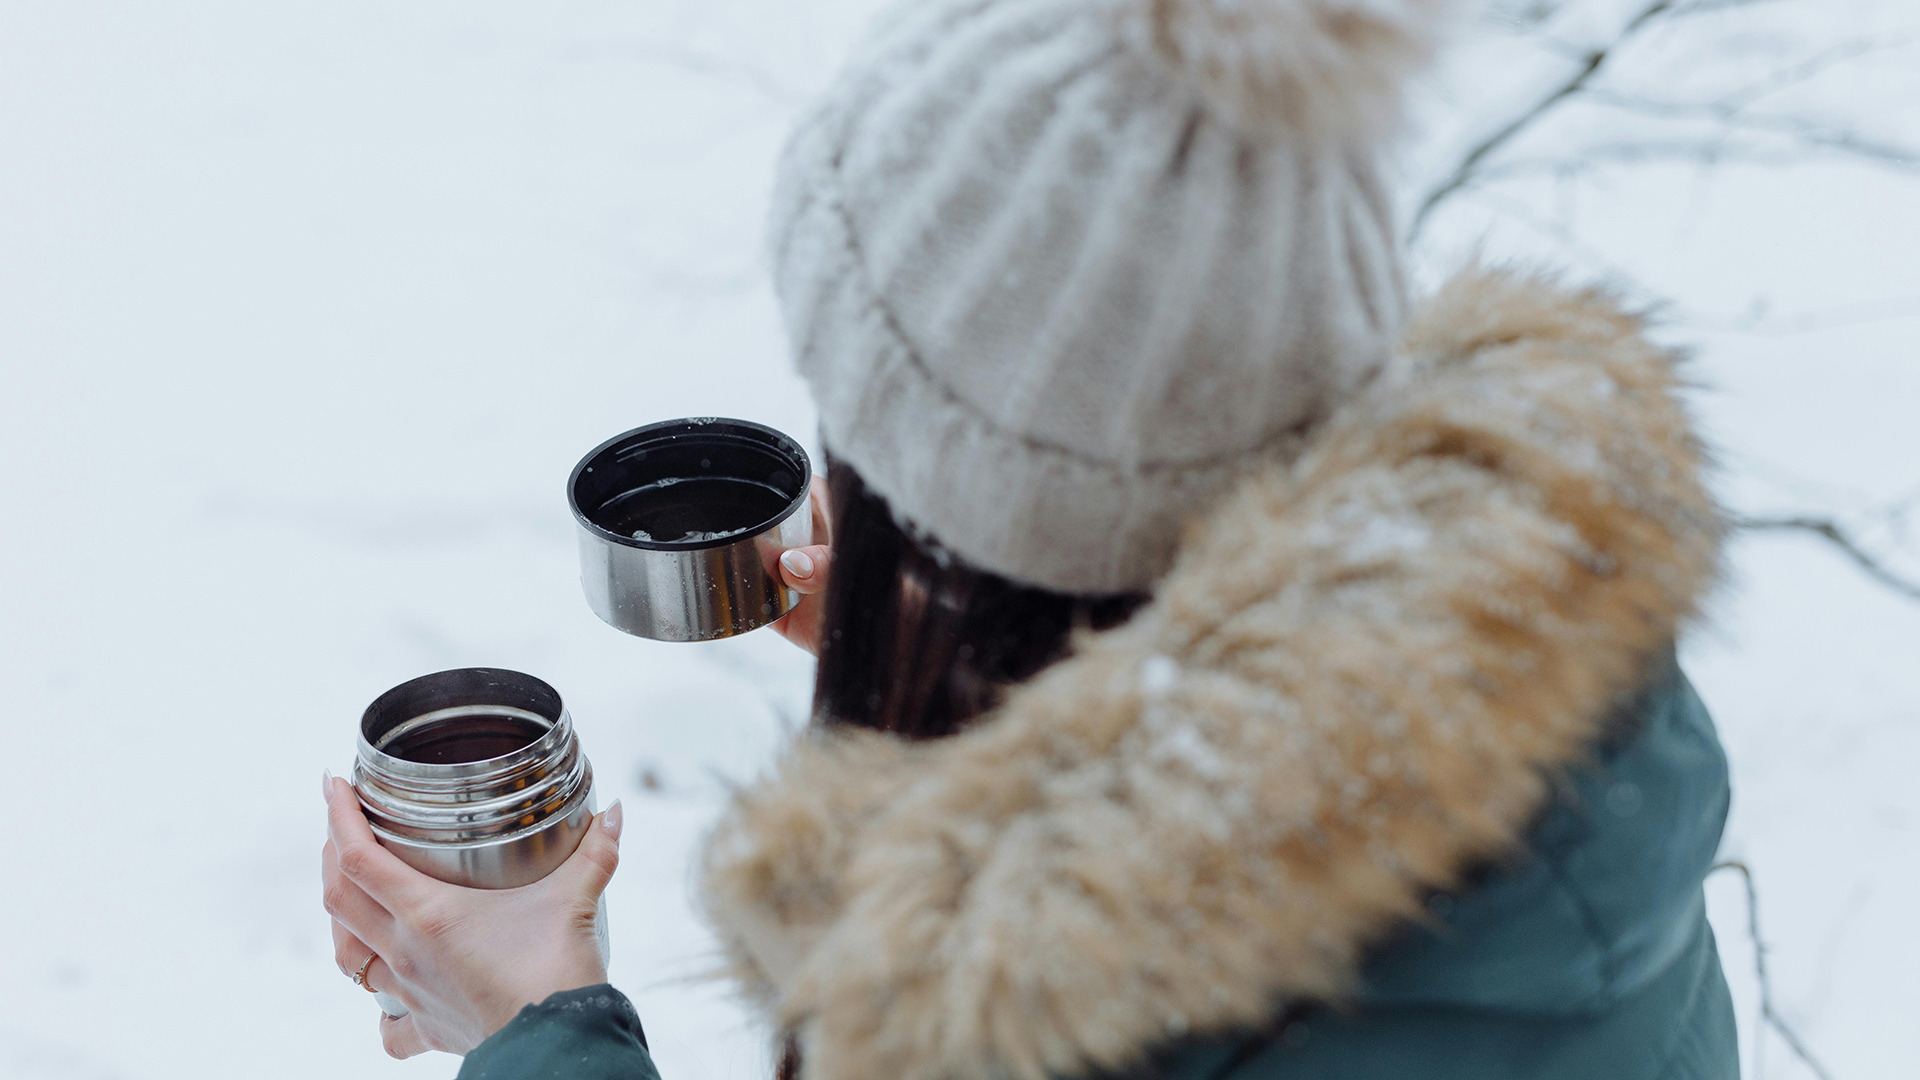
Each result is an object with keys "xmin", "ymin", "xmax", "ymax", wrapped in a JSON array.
[
  {"xmin": 321, "ymin": 776, "xmax": 621, "ymax": 1059},
  {"xmin": 773, "ymin": 476, "xmax": 833, "ymax": 655}
]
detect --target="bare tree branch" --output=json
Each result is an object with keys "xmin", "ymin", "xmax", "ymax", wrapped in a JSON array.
[
  {"xmin": 1879, "ymin": 484, "xmax": 1920, "ymax": 547},
  {"xmin": 1462, "ymin": 31, "xmax": 1920, "ymax": 183},
  {"xmin": 1413, "ymin": 2, "xmax": 1920, "ymax": 610},
  {"xmin": 1671, "ymin": 0, "xmax": 1805, "ymax": 16},
  {"xmin": 1486, "ymin": 0, "xmax": 1573, "ymax": 31},
  {"xmin": 1428, "ymin": 91, "xmax": 1918, "ymax": 218},
  {"xmin": 1409, "ymin": 0, "xmax": 1684, "ymax": 240},
  {"xmin": 1711, "ymin": 861, "xmax": 1837, "ymax": 1080},
  {"xmin": 1683, "ymin": 293, "xmax": 1920, "ymax": 335},
  {"xmin": 1411, "ymin": 5, "xmax": 1917, "ymax": 244},
  {"xmin": 1735, "ymin": 515, "xmax": 1920, "ymax": 601},
  {"xmin": 1721, "ymin": 30, "xmax": 1920, "ymax": 110},
  {"xmin": 1471, "ymin": 140, "xmax": 1831, "ymax": 181},
  {"xmin": 1584, "ymin": 91, "xmax": 1920, "ymax": 167}
]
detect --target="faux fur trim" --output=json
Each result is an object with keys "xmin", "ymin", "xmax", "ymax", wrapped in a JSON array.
[
  {"xmin": 1113, "ymin": 0, "xmax": 1467, "ymax": 140},
  {"xmin": 700, "ymin": 269, "xmax": 1722, "ymax": 1080}
]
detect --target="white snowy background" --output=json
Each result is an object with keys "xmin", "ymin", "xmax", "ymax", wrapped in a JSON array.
[{"xmin": 0, "ymin": 1, "xmax": 1913, "ymax": 1078}]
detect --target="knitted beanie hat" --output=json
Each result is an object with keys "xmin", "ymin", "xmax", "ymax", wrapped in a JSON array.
[{"xmin": 771, "ymin": 0, "xmax": 1458, "ymax": 594}]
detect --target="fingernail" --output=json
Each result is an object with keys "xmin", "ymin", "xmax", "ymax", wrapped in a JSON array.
[
  {"xmin": 602, "ymin": 800, "xmax": 624, "ymax": 841},
  {"xmin": 322, "ymin": 768, "xmax": 333, "ymax": 804},
  {"xmin": 780, "ymin": 549, "xmax": 814, "ymax": 578}
]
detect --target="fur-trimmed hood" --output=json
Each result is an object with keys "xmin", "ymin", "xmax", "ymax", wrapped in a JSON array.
[{"xmin": 699, "ymin": 270, "xmax": 1723, "ymax": 1080}]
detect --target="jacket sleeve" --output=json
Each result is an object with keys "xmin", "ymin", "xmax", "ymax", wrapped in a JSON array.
[{"xmin": 458, "ymin": 985, "xmax": 659, "ymax": 1080}]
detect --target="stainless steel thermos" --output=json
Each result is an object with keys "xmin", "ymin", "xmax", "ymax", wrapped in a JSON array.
[{"xmin": 352, "ymin": 667, "xmax": 608, "ymax": 1018}]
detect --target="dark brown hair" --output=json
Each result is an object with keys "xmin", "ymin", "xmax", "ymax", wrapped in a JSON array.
[
  {"xmin": 810, "ymin": 453, "xmax": 1147, "ymax": 740},
  {"xmin": 775, "ymin": 455, "xmax": 1146, "ymax": 1080}
]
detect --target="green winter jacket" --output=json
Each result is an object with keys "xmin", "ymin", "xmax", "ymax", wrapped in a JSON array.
[{"xmin": 464, "ymin": 271, "xmax": 1738, "ymax": 1080}]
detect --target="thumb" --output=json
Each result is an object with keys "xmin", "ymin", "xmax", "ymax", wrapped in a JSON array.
[{"xmin": 555, "ymin": 801, "xmax": 622, "ymax": 900}]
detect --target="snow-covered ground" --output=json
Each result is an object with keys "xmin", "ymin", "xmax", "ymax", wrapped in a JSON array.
[{"xmin": 1, "ymin": 2, "xmax": 1912, "ymax": 1078}]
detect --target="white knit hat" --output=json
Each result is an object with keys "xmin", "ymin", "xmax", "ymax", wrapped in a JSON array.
[{"xmin": 771, "ymin": 0, "xmax": 1459, "ymax": 593}]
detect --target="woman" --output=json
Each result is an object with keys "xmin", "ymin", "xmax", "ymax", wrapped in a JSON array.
[{"xmin": 321, "ymin": 1, "xmax": 1739, "ymax": 1077}]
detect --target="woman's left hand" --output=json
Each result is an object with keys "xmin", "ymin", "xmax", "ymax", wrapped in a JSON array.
[
  {"xmin": 320, "ymin": 773, "xmax": 623, "ymax": 1059},
  {"xmin": 773, "ymin": 475, "xmax": 833, "ymax": 655}
]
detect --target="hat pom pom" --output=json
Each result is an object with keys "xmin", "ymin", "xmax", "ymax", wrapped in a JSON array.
[{"xmin": 1117, "ymin": 0, "xmax": 1464, "ymax": 141}]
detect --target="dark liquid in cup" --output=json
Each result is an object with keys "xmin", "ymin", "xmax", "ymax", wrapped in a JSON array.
[
  {"xmin": 382, "ymin": 713, "xmax": 549, "ymax": 765},
  {"xmin": 595, "ymin": 476, "xmax": 792, "ymax": 544}
]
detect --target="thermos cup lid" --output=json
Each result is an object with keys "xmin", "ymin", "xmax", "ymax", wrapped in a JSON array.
[{"xmin": 568, "ymin": 417, "xmax": 814, "ymax": 641}]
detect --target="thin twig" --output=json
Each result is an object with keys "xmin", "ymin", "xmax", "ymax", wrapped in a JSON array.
[
  {"xmin": 1487, "ymin": 0, "xmax": 1572, "ymax": 31},
  {"xmin": 1468, "ymin": 28, "xmax": 1920, "ymax": 181},
  {"xmin": 1412, "ymin": 4, "xmax": 1917, "ymax": 243},
  {"xmin": 1584, "ymin": 92, "xmax": 1920, "ymax": 167},
  {"xmin": 1710, "ymin": 861, "xmax": 1836, "ymax": 1080},
  {"xmin": 1721, "ymin": 30, "xmax": 1920, "ymax": 111},
  {"xmin": 1672, "ymin": 0, "xmax": 1805, "ymax": 16},
  {"xmin": 1682, "ymin": 293, "xmax": 1920, "ymax": 336},
  {"xmin": 1410, "ymin": 0, "xmax": 1681, "ymax": 240},
  {"xmin": 1471, "ymin": 140, "xmax": 1820, "ymax": 180},
  {"xmin": 1735, "ymin": 516, "xmax": 1920, "ymax": 601}
]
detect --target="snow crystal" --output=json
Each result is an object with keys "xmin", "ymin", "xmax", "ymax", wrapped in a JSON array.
[
  {"xmin": 1153, "ymin": 724, "xmax": 1226, "ymax": 781},
  {"xmin": 1139, "ymin": 654, "xmax": 1180, "ymax": 694},
  {"xmin": 1346, "ymin": 513, "xmax": 1432, "ymax": 561}
]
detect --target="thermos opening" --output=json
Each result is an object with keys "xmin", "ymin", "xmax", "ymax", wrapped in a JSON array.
[{"xmin": 360, "ymin": 667, "xmax": 563, "ymax": 761}]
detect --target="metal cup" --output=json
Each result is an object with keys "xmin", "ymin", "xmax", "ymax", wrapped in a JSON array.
[
  {"xmin": 352, "ymin": 667, "xmax": 607, "ymax": 1017},
  {"xmin": 568, "ymin": 417, "xmax": 813, "ymax": 642}
]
